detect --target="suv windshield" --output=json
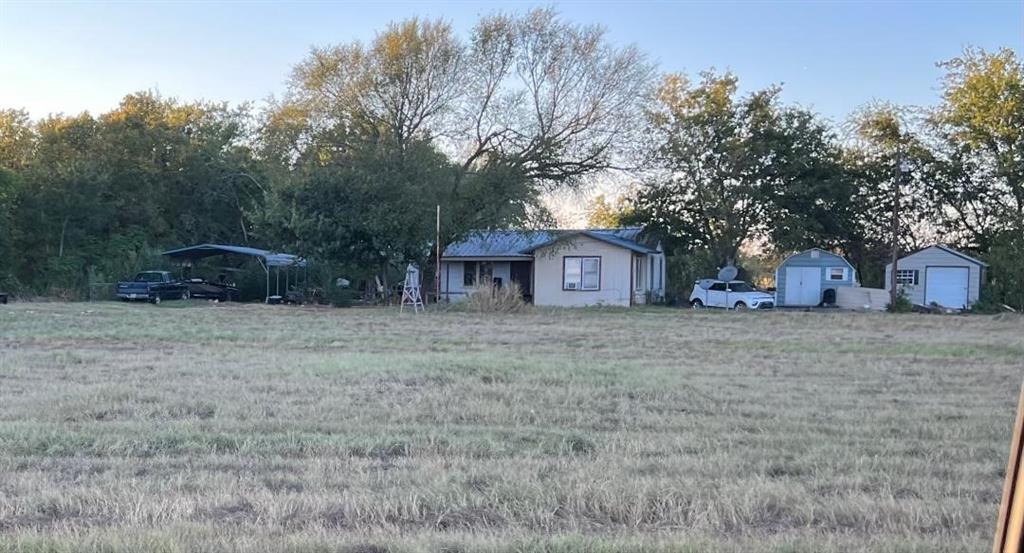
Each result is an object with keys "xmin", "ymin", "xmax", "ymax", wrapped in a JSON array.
[{"xmin": 728, "ymin": 282, "xmax": 754, "ymax": 292}]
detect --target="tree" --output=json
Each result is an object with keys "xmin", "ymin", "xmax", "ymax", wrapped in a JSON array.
[
  {"xmin": 839, "ymin": 105, "xmax": 939, "ymax": 286},
  {"xmin": 586, "ymin": 194, "xmax": 634, "ymax": 228},
  {"xmin": 632, "ymin": 72, "xmax": 846, "ymax": 267},
  {"xmin": 261, "ymin": 9, "xmax": 653, "ymax": 276},
  {"xmin": 929, "ymin": 47, "xmax": 1024, "ymax": 250},
  {"xmin": 0, "ymin": 109, "xmax": 36, "ymax": 171},
  {"xmin": 0, "ymin": 168, "xmax": 20, "ymax": 288},
  {"xmin": 5, "ymin": 93, "xmax": 260, "ymax": 294}
]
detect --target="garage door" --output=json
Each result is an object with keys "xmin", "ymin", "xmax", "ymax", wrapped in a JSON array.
[
  {"xmin": 925, "ymin": 267, "xmax": 969, "ymax": 309},
  {"xmin": 785, "ymin": 267, "xmax": 821, "ymax": 306}
]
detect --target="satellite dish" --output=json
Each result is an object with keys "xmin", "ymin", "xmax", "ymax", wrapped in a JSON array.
[{"xmin": 718, "ymin": 265, "xmax": 738, "ymax": 282}]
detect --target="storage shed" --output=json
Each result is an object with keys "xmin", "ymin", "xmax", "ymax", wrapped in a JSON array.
[
  {"xmin": 774, "ymin": 248, "xmax": 858, "ymax": 307},
  {"xmin": 884, "ymin": 245, "xmax": 987, "ymax": 309}
]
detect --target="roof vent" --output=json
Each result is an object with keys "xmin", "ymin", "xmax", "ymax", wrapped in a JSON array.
[{"xmin": 810, "ymin": 250, "xmax": 820, "ymax": 259}]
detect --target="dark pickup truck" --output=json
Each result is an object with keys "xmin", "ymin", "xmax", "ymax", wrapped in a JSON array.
[{"xmin": 116, "ymin": 271, "xmax": 189, "ymax": 304}]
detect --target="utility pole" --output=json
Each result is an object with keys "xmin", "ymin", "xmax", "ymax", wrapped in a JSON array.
[
  {"xmin": 890, "ymin": 147, "xmax": 901, "ymax": 312},
  {"xmin": 890, "ymin": 145, "xmax": 912, "ymax": 311},
  {"xmin": 435, "ymin": 204, "xmax": 441, "ymax": 304}
]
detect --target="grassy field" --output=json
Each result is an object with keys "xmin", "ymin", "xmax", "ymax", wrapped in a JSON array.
[{"xmin": 1, "ymin": 302, "xmax": 1022, "ymax": 552}]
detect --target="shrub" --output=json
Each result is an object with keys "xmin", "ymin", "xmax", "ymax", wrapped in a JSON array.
[
  {"xmin": 464, "ymin": 282, "xmax": 528, "ymax": 313},
  {"xmin": 969, "ymin": 290, "xmax": 1013, "ymax": 314},
  {"xmin": 886, "ymin": 288, "xmax": 913, "ymax": 313}
]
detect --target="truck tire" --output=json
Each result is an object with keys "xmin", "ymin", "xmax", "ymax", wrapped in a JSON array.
[
  {"xmin": 180, "ymin": 289, "xmax": 190, "ymax": 301},
  {"xmin": 151, "ymin": 295, "xmax": 161, "ymax": 305}
]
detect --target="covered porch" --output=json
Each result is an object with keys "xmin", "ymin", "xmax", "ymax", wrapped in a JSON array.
[{"xmin": 439, "ymin": 258, "xmax": 533, "ymax": 303}]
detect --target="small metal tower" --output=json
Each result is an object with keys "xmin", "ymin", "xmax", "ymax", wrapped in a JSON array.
[{"xmin": 400, "ymin": 263, "xmax": 424, "ymax": 313}]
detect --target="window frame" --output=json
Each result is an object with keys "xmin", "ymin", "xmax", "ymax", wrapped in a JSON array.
[
  {"xmin": 463, "ymin": 261, "xmax": 477, "ymax": 287},
  {"xmin": 827, "ymin": 267, "xmax": 846, "ymax": 281},
  {"xmin": 895, "ymin": 269, "xmax": 919, "ymax": 285},
  {"xmin": 478, "ymin": 261, "xmax": 494, "ymax": 287},
  {"xmin": 563, "ymin": 256, "xmax": 601, "ymax": 291}
]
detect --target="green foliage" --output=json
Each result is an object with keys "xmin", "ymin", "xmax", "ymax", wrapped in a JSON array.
[
  {"xmin": 929, "ymin": 47, "xmax": 1024, "ymax": 249},
  {"xmin": 662, "ymin": 251, "xmax": 720, "ymax": 303},
  {"xmin": 3, "ymin": 93, "xmax": 260, "ymax": 296},
  {"xmin": 634, "ymin": 71, "xmax": 851, "ymax": 267},
  {"xmin": 886, "ymin": 288, "xmax": 914, "ymax": 313},
  {"xmin": 984, "ymin": 232, "xmax": 1024, "ymax": 311},
  {"xmin": 586, "ymin": 194, "xmax": 635, "ymax": 229}
]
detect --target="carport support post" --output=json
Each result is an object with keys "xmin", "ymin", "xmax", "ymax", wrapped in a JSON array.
[{"xmin": 258, "ymin": 258, "xmax": 269, "ymax": 303}]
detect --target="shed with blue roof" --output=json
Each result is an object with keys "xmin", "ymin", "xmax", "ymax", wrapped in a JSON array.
[{"xmin": 774, "ymin": 248, "xmax": 858, "ymax": 307}]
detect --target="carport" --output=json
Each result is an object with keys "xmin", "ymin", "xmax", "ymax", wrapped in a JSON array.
[{"xmin": 162, "ymin": 244, "xmax": 307, "ymax": 303}]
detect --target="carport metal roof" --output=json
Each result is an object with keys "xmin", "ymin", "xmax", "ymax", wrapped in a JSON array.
[
  {"xmin": 162, "ymin": 243, "xmax": 306, "ymax": 267},
  {"xmin": 162, "ymin": 243, "xmax": 307, "ymax": 302}
]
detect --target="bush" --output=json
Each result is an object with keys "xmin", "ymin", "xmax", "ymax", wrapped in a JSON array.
[
  {"xmin": 970, "ymin": 290, "xmax": 1014, "ymax": 314},
  {"xmin": 886, "ymin": 288, "xmax": 913, "ymax": 313},
  {"xmin": 464, "ymin": 282, "xmax": 528, "ymax": 313}
]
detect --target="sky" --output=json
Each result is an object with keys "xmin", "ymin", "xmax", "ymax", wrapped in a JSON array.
[{"xmin": 1, "ymin": 0, "xmax": 1021, "ymax": 124}]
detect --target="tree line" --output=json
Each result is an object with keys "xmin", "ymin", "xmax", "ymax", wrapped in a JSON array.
[{"xmin": 0, "ymin": 9, "xmax": 1020, "ymax": 309}]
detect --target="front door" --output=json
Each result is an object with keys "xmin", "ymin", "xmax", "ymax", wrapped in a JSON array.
[
  {"xmin": 509, "ymin": 261, "xmax": 532, "ymax": 300},
  {"xmin": 785, "ymin": 267, "xmax": 822, "ymax": 306}
]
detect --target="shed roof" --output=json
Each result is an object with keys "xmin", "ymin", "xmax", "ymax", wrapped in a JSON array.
[
  {"xmin": 777, "ymin": 248, "xmax": 855, "ymax": 268},
  {"xmin": 442, "ymin": 227, "xmax": 657, "ymax": 258},
  {"xmin": 162, "ymin": 243, "xmax": 307, "ymax": 267},
  {"xmin": 891, "ymin": 244, "xmax": 989, "ymax": 267}
]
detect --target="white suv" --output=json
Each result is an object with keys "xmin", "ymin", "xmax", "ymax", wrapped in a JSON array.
[{"xmin": 689, "ymin": 279, "xmax": 775, "ymax": 310}]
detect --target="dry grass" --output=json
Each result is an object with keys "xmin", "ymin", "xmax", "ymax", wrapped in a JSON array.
[
  {"xmin": 0, "ymin": 302, "xmax": 1022, "ymax": 552},
  {"xmin": 462, "ymin": 283, "xmax": 529, "ymax": 313}
]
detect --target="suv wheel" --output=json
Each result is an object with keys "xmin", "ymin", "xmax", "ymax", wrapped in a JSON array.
[
  {"xmin": 690, "ymin": 299, "xmax": 704, "ymax": 309},
  {"xmin": 733, "ymin": 301, "xmax": 747, "ymax": 311}
]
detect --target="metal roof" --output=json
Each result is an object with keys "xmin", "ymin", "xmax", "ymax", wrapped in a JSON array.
[
  {"xmin": 162, "ymin": 243, "xmax": 307, "ymax": 267},
  {"xmin": 885, "ymin": 244, "xmax": 989, "ymax": 268},
  {"xmin": 443, "ymin": 227, "xmax": 656, "ymax": 258}
]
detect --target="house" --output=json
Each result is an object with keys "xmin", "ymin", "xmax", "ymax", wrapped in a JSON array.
[
  {"xmin": 884, "ymin": 244, "xmax": 988, "ymax": 309},
  {"xmin": 774, "ymin": 248, "xmax": 858, "ymax": 307},
  {"xmin": 440, "ymin": 227, "xmax": 666, "ymax": 307}
]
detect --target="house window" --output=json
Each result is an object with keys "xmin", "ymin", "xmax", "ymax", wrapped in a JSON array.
[
  {"xmin": 896, "ymin": 269, "xmax": 919, "ymax": 285},
  {"xmin": 463, "ymin": 261, "xmax": 494, "ymax": 287},
  {"xmin": 479, "ymin": 262, "xmax": 494, "ymax": 286},
  {"xmin": 828, "ymin": 267, "xmax": 846, "ymax": 281},
  {"xmin": 564, "ymin": 257, "xmax": 600, "ymax": 291}
]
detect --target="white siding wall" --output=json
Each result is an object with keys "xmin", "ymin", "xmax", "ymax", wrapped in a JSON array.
[
  {"xmin": 884, "ymin": 246, "xmax": 983, "ymax": 306},
  {"xmin": 533, "ymin": 236, "xmax": 633, "ymax": 307}
]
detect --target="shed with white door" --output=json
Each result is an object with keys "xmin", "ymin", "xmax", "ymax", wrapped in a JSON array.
[
  {"xmin": 884, "ymin": 244, "xmax": 987, "ymax": 309},
  {"xmin": 774, "ymin": 248, "xmax": 858, "ymax": 307}
]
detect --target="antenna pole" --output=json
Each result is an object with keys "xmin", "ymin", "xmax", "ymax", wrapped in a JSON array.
[{"xmin": 435, "ymin": 204, "xmax": 441, "ymax": 304}]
